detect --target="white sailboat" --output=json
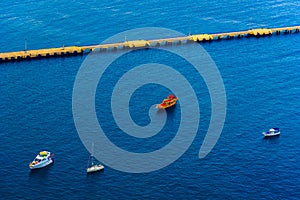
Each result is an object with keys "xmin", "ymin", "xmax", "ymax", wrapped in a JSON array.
[{"xmin": 86, "ymin": 144, "xmax": 104, "ymax": 173}]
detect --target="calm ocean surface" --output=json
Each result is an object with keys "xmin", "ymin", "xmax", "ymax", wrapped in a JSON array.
[{"xmin": 1, "ymin": 0, "xmax": 300, "ymax": 199}]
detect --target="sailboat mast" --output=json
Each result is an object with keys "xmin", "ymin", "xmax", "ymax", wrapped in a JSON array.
[
  {"xmin": 91, "ymin": 143, "xmax": 94, "ymax": 166},
  {"xmin": 86, "ymin": 155, "xmax": 91, "ymax": 169},
  {"xmin": 87, "ymin": 143, "xmax": 94, "ymax": 168}
]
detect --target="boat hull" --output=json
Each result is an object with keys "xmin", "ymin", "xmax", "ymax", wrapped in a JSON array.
[
  {"xmin": 262, "ymin": 132, "xmax": 280, "ymax": 137},
  {"xmin": 156, "ymin": 98, "xmax": 178, "ymax": 109},
  {"xmin": 87, "ymin": 164, "xmax": 104, "ymax": 173},
  {"xmin": 29, "ymin": 159, "xmax": 53, "ymax": 169}
]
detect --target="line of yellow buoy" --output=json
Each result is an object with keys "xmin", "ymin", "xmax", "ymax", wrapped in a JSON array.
[{"xmin": 0, "ymin": 26, "xmax": 299, "ymax": 62}]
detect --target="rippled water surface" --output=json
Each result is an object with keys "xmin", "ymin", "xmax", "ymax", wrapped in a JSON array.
[{"xmin": 0, "ymin": 0, "xmax": 300, "ymax": 199}]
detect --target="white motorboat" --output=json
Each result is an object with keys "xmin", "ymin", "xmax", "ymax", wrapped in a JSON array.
[
  {"xmin": 262, "ymin": 128, "xmax": 280, "ymax": 137},
  {"xmin": 29, "ymin": 151, "xmax": 54, "ymax": 169}
]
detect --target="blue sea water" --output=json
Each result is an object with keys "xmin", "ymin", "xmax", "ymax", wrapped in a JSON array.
[{"xmin": 1, "ymin": 0, "xmax": 300, "ymax": 199}]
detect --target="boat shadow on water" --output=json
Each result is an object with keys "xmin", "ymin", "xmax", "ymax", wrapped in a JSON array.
[
  {"xmin": 86, "ymin": 169, "xmax": 104, "ymax": 178},
  {"xmin": 156, "ymin": 104, "xmax": 177, "ymax": 113},
  {"xmin": 262, "ymin": 135, "xmax": 280, "ymax": 143}
]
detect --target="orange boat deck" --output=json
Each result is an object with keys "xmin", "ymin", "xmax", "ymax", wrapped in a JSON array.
[{"xmin": 156, "ymin": 98, "xmax": 178, "ymax": 109}]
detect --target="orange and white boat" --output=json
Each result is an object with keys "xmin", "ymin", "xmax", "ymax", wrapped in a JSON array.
[{"xmin": 156, "ymin": 94, "xmax": 178, "ymax": 109}]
